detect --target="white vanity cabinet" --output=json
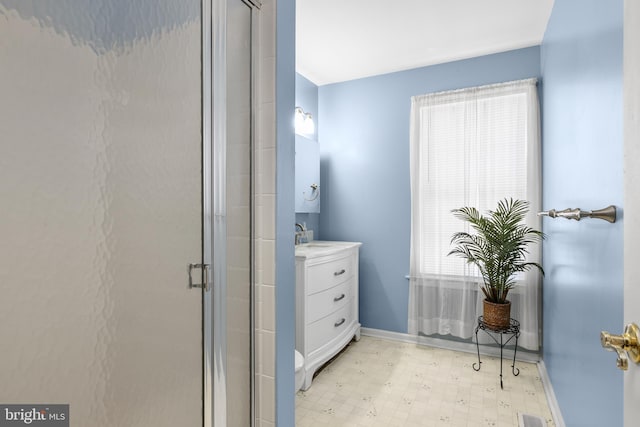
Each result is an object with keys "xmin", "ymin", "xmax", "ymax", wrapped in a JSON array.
[{"xmin": 295, "ymin": 241, "xmax": 361, "ymax": 390}]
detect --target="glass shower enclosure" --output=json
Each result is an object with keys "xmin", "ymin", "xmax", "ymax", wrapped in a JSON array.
[{"xmin": 0, "ymin": 0, "xmax": 256, "ymax": 425}]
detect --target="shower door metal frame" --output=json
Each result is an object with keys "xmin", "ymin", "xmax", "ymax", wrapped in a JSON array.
[
  {"xmin": 202, "ymin": 0, "xmax": 214, "ymax": 425},
  {"xmin": 203, "ymin": 0, "xmax": 259, "ymax": 426}
]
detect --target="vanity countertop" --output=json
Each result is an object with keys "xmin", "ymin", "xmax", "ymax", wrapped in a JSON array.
[{"xmin": 294, "ymin": 241, "xmax": 362, "ymax": 259}]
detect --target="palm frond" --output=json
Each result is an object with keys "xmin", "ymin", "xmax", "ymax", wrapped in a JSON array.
[{"xmin": 448, "ymin": 198, "xmax": 545, "ymax": 303}]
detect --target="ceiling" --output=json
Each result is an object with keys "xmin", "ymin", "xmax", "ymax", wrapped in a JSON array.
[{"xmin": 296, "ymin": 0, "xmax": 555, "ymax": 86}]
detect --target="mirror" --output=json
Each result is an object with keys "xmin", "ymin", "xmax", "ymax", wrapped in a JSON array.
[{"xmin": 295, "ymin": 135, "xmax": 320, "ymax": 213}]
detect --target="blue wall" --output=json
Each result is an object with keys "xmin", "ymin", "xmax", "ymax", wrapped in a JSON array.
[
  {"xmin": 295, "ymin": 73, "xmax": 320, "ymax": 235},
  {"xmin": 540, "ymin": 1, "xmax": 623, "ymax": 426},
  {"xmin": 317, "ymin": 47, "xmax": 541, "ymax": 333},
  {"xmin": 275, "ymin": 0, "xmax": 296, "ymax": 425}
]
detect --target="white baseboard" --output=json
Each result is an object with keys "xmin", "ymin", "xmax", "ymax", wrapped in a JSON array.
[
  {"xmin": 361, "ymin": 327, "xmax": 565, "ymax": 426},
  {"xmin": 360, "ymin": 327, "xmax": 540, "ymax": 363},
  {"xmin": 537, "ymin": 360, "xmax": 566, "ymax": 427}
]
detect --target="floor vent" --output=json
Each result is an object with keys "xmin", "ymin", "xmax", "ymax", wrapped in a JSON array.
[{"xmin": 518, "ymin": 413, "xmax": 546, "ymax": 427}]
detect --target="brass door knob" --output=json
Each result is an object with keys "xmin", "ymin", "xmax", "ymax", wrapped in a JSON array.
[{"xmin": 601, "ymin": 323, "xmax": 640, "ymax": 370}]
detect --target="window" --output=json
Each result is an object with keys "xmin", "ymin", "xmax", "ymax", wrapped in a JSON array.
[{"xmin": 408, "ymin": 79, "xmax": 542, "ymax": 350}]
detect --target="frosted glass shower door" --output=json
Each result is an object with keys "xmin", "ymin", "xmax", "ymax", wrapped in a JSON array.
[
  {"xmin": 0, "ymin": 2, "xmax": 204, "ymax": 426},
  {"xmin": 225, "ymin": 0, "xmax": 254, "ymax": 425},
  {"xmin": 208, "ymin": 0, "xmax": 257, "ymax": 425}
]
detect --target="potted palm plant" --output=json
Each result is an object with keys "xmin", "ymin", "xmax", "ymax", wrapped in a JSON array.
[{"xmin": 448, "ymin": 198, "xmax": 544, "ymax": 329}]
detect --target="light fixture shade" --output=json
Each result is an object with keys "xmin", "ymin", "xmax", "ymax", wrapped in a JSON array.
[
  {"xmin": 302, "ymin": 113, "xmax": 315, "ymax": 135},
  {"xmin": 294, "ymin": 107, "xmax": 315, "ymax": 136},
  {"xmin": 294, "ymin": 107, "xmax": 306, "ymax": 134}
]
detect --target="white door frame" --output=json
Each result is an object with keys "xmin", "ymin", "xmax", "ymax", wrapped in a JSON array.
[{"xmin": 624, "ymin": 0, "xmax": 640, "ymax": 425}]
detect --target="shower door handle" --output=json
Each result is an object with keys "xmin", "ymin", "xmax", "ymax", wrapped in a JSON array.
[{"xmin": 188, "ymin": 263, "xmax": 211, "ymax": 291}]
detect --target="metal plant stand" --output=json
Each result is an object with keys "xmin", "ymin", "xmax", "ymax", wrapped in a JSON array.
[{"xmin": 473, "ymin": 316, "xmax": 520, "ymax": 389}]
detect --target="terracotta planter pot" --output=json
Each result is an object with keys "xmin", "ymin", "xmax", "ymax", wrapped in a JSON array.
[{"xmin": 483, "ymin": 299, "xmax": 511, "ymax": 329}]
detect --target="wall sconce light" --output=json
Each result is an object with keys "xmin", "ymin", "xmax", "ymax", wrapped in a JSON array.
[{"xmin": 294, "ymin": 106, "xmax": 315, "ymax": 136}]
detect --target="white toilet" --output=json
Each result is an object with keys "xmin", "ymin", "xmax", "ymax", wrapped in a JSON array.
[{"xmin": 294, "ymin": 350, "xmax": 305, "ymax": 392}]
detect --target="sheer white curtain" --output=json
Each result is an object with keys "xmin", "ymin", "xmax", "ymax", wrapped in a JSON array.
[{"xmin": 408, "ymin": 79, "xmax": 542, "ymax": 350}]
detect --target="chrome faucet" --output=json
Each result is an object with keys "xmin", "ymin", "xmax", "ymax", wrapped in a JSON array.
[{"xmin": 295, "ymin": 223, "xmax": 307, "ymax": 245}]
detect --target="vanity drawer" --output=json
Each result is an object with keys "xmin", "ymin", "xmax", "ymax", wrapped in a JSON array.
[
  {"xmin": 306, "ymin": 254, "xmax": 354, "ymax": 295},
  {"xmin": 307, "ymin": 302, "xmax": 352, "ymax": 353},
  {"xmin": 306, "ymin": 279, "xmax": 352, "ymax": 324}
]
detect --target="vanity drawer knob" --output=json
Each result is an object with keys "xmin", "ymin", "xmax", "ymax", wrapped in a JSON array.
[
  {"xmin": 334, "ymin": 318, "xmax": 346, "ymax": 327},
  {"xmin": 334, "ymin": 293, "xmax": 346, "ymax": 302},
  {"xmin": 334, "ymin": 269, "xmax": 346, "ymax": 276}
]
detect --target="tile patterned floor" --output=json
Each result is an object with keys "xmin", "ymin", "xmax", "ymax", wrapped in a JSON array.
[{"xmin": 295, "ymin": 336, "xmax": 554, "ymax": 427}]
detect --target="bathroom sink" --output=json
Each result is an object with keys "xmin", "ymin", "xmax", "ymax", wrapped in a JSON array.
[
  {"xmin": 300, "ymin": 242, "xmax": 333, "ymax": 248},
  {"xmin": 295, "ymin": 241, "xmax": 362, "ymax": 259}
]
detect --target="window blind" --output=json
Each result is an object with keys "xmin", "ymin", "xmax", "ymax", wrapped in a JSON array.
[{"xmin": 408, "ymin": 78, "xmax": 542, "ymax": 350}]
